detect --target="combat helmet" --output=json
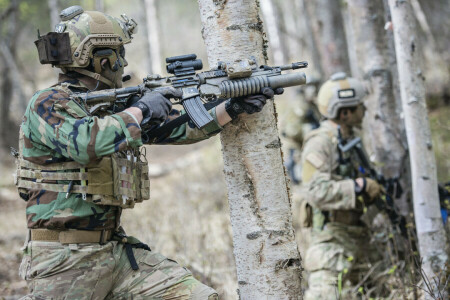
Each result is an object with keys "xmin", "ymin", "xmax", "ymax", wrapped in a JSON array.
[
  {"xmin": 35, "ymin": 5, "xmax": 137, "ymax": 87},
  {"xmin": 317, "ymin": 72, "xmax": 366, "ymax": 119}
]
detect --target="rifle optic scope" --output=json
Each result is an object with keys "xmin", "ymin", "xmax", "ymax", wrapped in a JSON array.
[{"xmin": 166, "ymin": 54, "xmax": 203, "ymax": 75}]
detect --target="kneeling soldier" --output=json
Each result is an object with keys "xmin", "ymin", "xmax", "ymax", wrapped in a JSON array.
[{"xmin": 16, "ymin": 6, "xmax": 279, "ymax": 299}]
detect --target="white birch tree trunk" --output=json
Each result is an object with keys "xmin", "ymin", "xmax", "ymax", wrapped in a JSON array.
[
  {"xmin": 346, "ymin": 0, "xmax": 407, "ymax": 178},
  {"xmin": 387, "ymin": 1, "xmax": 448, "ymax": 298},
  {"xmin": 143, "ymin": 0, "xmax": 162, "ymax": 75},
  {"xmin": 260, "ymin": 0, "xmax": 284, "ymax": 65},
  {"xmin": 197, "ymin": 0, "xmax": 302, "ymax": 298}
]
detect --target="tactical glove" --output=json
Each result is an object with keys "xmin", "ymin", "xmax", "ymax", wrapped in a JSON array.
[
  {"xmin": 355, "ymin": 177, "xmax": 385, "ymax": 204},
  {"xmin": 365, "ymin": 178, "xmax": 385, "ymax": 201},
  {"xmin": 131, "ymin": 87, "xmax": 182, "ymax": 125},
  {"xmin": 225, "ymin": 87, "xmax": 284, "ymax": 119}
]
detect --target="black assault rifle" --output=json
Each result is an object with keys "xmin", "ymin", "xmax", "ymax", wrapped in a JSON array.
[
  {"xmin": 71, "ymin": 54, "xmax": 308, "ymax": 142},
  {"xmin": 337, "ymin": 128, "xmax": 407, "ymax": 236}
]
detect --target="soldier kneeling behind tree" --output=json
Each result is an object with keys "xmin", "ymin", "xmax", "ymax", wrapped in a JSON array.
[{"xmin": 15, "ymin": 6, "xmax": 281, "ymax": 299}]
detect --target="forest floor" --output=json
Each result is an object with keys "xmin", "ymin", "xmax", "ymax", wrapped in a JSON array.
[{"xmin": 0, "ymin": 101, "xmax": 448, "ymax": 300}]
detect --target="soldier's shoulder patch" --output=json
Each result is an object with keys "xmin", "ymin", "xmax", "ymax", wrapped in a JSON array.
[{"xmin": 305, "ymin": 152, "xmax": 325, "ymax": 169}]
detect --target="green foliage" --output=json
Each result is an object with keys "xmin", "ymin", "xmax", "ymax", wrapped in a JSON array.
[{"xmin": 387, "ymin": 264, "xmax": 397, "ymax": 275}]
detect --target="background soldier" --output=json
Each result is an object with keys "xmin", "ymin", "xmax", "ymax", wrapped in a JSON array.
[
  {"xmin": 299, "ymin": 72, "xmax": 385, "ymax": 299},
  {"xmin": 16, "ymin": 6, "xmax": 280, "ymax": 299}
]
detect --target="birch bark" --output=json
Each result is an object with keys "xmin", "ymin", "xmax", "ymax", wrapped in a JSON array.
[
  {"xmin": 387, "ymin": 1, "xmax": 448, "ymax": 298},
  {"xmin": 143, "ymin": 0, "xmax": 162, "ymax": 74},
  {"xmin": 197, "ymin": 0, "xmax": 302, "ymax": 298}
]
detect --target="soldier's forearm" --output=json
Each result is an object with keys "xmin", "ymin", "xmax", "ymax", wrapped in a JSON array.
[
  {"xmin": 123, "ymin": 107, "xmax": 143, "ymax": 124},
  {"xmin": 215, "ymin": 102, "xmax": 232, "ymax": 126}
]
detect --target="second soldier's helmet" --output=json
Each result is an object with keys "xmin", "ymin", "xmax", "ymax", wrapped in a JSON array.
[
  {"xmin": 317, "ymin": 72, "xmax": 366, "ymax": 119},
  {"xmin": 35, "ymin": 6, "xmax": 137, "ymax": 85}
]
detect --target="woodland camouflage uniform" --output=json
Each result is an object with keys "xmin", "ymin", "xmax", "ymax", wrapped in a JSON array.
[
  {"xmin": 16, "ymin": 6, "xmax": 221, "ymax": 299},
  {"xmin": 300, "ymin": 74, "xmax": 384, "ymax": 300}
]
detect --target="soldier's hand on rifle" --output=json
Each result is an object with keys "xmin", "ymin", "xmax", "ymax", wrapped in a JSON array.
[
  {"xmin": 131, "ymin": 87, "xmax": 182, "ymax": 125},
  {"xmin": 225, "ymin": 87, "xmax": 284, "ymax": 119},
  {"xmin": 355, "ymin": 177, "xmax": 385, "ymax": 203}
]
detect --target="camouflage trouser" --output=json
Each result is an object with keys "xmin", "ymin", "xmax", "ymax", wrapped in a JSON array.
[
  {"xmin": 19, "ymin": 240, "xmax": 218, "ymax": 300},
  {"xmin": 303, "ymin": 222, "xmax": 382, "ymax": 300}
]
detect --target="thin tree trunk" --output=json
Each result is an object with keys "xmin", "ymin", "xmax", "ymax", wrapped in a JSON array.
[
  {"xmin": 260, "ymin": 0, "xmax": 285, "ymax": 65},
  {"xmin": 94, "ymin": 0, "xmax": 104, "ymax": 12},
  {"xmin": 298, "ymin": 0, "xmax": 324, "ymax": 79},
  {"xmin": 341, "ymin": 1, "xmax": 359, "ymax": 78},
  {"xmin": 387, "ymin": 1, "xmax": 448, "ymax": 298},
  {"xmin": 412, "ymin": 0, "xmax": 449, "ymax": 98},
  {"xmin": 417, "ymin": 0, "xmax": 450, "ymax": 69},
  {"xmin": 302, "ymin": 0, "xmax": 350, "ymax": 78},
  {"xmin": 47, "ymin": 0, "xmax": 60, "ymax": 30},
  {"xmin": 197, "ymin": 0, "xmax": 302, "ymax": 298},
  {"xmin": 382, "ymin": 0, "xmax": 411, "ymax": 216},
  {"xmin": 0, "ymin": 41, "xmax": 27, "ymax": 110},
  {"xmin": 143, "ymin": 0, "xmax": 162, "ymax": 75},
  {"xmin": 0, "ymin": 0, "xmax": 20, "ymax": 150},
  {"xmin": 278, "ymin": 0, "xmax": 301, "ymax": 62}
]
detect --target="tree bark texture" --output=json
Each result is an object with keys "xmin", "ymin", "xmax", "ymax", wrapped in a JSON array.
[
  {"xmin": 302, "ymin": 0, "xmax": 350, "ymax": 78},
  {"xmin": 197, "ymin": 0, "xmax": 302, "ymax": 299},
  {"xmin": 388, "ymin": 1, "xmax": 448, "ymax": 298},
  {"xmin": 346, "ymin": 0, "xmax": 407, "ymax": 179},
  {"xmin": 143, "ymin": 0, "xmax": 162, "ymax": 75}
]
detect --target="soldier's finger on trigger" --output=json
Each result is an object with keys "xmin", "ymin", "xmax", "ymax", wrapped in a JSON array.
[{"xmin": 261, "ymin": 87, "xmax": 275, "ymax": 98}]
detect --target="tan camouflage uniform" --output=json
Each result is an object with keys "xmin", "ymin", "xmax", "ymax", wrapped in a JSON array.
[
  {"xmin": 300, "ymin": 120, "xmax": 381, "ymax": 300},
  {"xmin": 19, "ymin": 241, "xmax": 216, "ymax": 299}
]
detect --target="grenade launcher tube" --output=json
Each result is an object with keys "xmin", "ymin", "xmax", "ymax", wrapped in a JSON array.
[{"xmin": 219, "ymin": 72, "xmax": 306, "ymax": 98}]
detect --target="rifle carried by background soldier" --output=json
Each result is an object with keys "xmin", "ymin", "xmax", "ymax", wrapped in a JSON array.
[
  {"xmin": 72, "ymin": 54, "xmax": 308, "ymax": 142},
  {"xmin": 336, "ymin": 127, "xmax": 408, "ymax": 236}
]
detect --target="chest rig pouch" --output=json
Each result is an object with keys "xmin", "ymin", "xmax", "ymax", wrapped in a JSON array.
[{"xmin": 15, "ymin": 148, "xmax": 150, "ymax": 209}]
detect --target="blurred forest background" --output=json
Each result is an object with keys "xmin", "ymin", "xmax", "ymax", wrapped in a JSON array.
[{"xmin": 0, "ymin": 0, "xmax": 448, "ymax": 299}]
